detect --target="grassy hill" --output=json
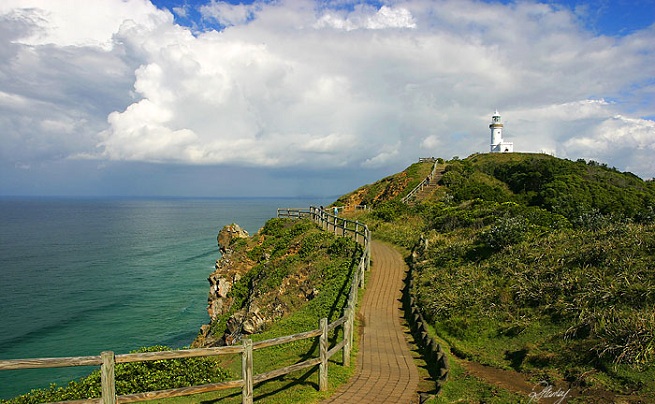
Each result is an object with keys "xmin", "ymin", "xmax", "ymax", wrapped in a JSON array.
[{"xmin": 340, "ymin": 153, "xmax": 655, "ymax": 402}]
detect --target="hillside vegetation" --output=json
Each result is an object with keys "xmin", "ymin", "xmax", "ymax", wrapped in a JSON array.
[{"xmin": 342, "ymin": 153, "xmax": 655, "ymax": 402}]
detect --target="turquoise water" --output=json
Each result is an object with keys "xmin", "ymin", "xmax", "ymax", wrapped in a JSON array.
[{"xmin": 0, "ymin": 197, "xmax": 330, "ymax": 399}]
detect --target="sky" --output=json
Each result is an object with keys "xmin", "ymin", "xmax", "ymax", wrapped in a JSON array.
[{"xmin": 0, "ymin": 0, "xmax": 653, "ymax": 198}]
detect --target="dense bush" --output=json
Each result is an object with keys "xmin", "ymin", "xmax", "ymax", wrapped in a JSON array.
[
  {"xmin": 370, "ymin": 200, "xmax": 407, "ymax": 222},
  {"xmin": 441, "ymin": 164, "xmax": 515, "ymax": 203},
  {"xmin": 477, "ymin": 215, "xmax": 528, "ymax": 250},
  {"xmin": 465, "ymin": 153, "xmax": 655, "ymax": 223}
]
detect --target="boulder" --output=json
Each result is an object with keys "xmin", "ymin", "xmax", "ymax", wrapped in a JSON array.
[{"xmin": 217, "ymin": 223, "xmax": 249, "ymax": 255}]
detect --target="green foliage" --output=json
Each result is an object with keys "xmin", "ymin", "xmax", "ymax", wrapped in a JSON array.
[
  {"xmin": 462, "ymin": 153, "xmax": 655, "ymax": 223},
  {"xmin": 114, "ymin": 346, "xmax": 232, "ymax": 393},
  {"xmin": 219, "ymin": 218, "xmax": 361, "ymax": 331},
  {"xmin": 370, "ymin": 200, "xmax": 407, "ymax": 222},
  {"xmin": 298, "ymin": 231, "xmax": 332, "ymax": 257},
  {"xmin": 327, "ymin": 236, "xmax": 355, "ymax": 257},
  {"xmin": 3, "ymin": 346, "xmax": 232, "ymax": 404},
  {"xmin": 477, "ymin": 215, "xmax": 528, "ymax": 250},
  {"xmin": 414, "ymin": 219, "xmax": 655, "ymax": 395},
  {"xmin": 441, "ymin": 162, "xmax": 515, "ymax": 203}
]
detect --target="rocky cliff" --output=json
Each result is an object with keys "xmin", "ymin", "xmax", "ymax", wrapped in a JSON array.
[
  {"xmin": 193, "ymin": 220, "xmax": 334, "ymax": 348},
  {"xmin": 193, "ymin": 219, "xmax": 361, "ymax": 347},
  {"xmin": 194, "ymin": 223, "xmax": 255, "ymax": 347}
]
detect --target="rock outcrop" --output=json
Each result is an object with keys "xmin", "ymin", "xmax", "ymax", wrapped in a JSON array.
[
  {"xmin": 217, "ymin": 223, "xmax": 249, "ymax": 255},
  {"xmin": 194, "ymin": 220, "xmax": 329, "ymax": 348},
  {"xmin": 207, "ymin": 224, "xmax": 250, "ymax": 319},
  {"xmin": 194, "ymin": 224, "xmax": 254, "ymax": 347}
]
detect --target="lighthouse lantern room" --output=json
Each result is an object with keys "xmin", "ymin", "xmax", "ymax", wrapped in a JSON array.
[{"xmin": 489, "ymin": 110, "xmax": 513, "ymax": 153}]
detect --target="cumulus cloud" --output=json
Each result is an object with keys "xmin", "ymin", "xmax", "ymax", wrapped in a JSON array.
[
  {"xmin": 0, "ymin": 0, "xmax": 153, "ymax": 165},
  {"xmin": 200, "ymin": 1, "xmax": 263, "ymax": 27},
  {"xmin": 0, "ymin": 0, "xmax": 161, "ymax": 49},
  {"xmin": 315, "ymin": 5, "xmax": 417, "ymax": 30},
  {"xmin": 564, "ymin": 115, "xmax": 655, "ymax": 175},
  {"xmin": 1, "ymin": 0, "xmax": 654, "ymax": 184}
]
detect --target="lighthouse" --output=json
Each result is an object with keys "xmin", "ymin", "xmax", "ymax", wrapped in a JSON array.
[{"xmin": 489, "ymin": 110, "xmax": 513, "ymax": 153}]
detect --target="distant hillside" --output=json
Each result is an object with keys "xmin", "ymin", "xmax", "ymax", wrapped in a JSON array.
[
  {"xmin": 333, "ymin": 159, "xmax": 438, "ymax": 208},
  {"xmin": 449, "ymin": 153, "xmax": 655, "ymax": 221},
  {"xmin": 340, "ymin": 153, "xmax": 655, "ymax": 402},
  {"xmin": 338, "ymin": 153, "xmax": 655, "ymax": 222}
]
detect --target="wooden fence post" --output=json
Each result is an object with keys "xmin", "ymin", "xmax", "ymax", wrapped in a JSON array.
[
  {"xmin": 242, "ymin": 339, "xmax": 253, "ymax": 404},
  {"xmin": 366, "ymin": 238, "xmax": 371, "ymax": 270},
  {"xmin": 343, "ymin": 308, "xmax": 352, "ymax": 367},
  {"xmin": 319, "ymin": 318, "xmax": 328, "ymax": 391},
  {"xmin": 349, "ymin": 306, "xmax": 355, "ymax": 355},
  {"xmin": 101, "ymin": 351, "xmax": 116, "ymax": 404}
]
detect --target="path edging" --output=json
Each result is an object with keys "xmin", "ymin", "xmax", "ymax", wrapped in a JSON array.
[{"xmin": 405, "ymin": 235, "xmax": 450, "ymax": 395}]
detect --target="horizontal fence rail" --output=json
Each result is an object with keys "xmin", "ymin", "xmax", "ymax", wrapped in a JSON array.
[{"xmin": 2, "ymin": 208, "xmax": 370, "ymax": 404}]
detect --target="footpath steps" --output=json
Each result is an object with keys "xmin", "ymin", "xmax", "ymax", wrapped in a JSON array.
[
  {"xmin": 411, "ymin": 182, "xmax": 438, "ymax": 203},
  {"xmin": 322, "ymin": 241, "xmax": 420, "ymax": 403},
  {"xmin": 405, "ymin": 167, "xmax": 445, "ymax": 206}
]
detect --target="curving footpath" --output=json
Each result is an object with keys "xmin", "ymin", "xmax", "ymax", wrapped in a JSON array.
[{"xmin": 323, "ymin": 240, "xmax": 419, "ymax": 403}]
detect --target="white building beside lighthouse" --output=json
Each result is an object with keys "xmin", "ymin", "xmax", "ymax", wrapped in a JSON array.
[{"xmin": 489, "ymin": 110, "xmax": 513, "ymax": 153}]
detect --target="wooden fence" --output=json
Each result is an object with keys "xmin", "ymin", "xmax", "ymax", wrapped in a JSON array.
[{"xmin": 0, "ymin": 208, "xmax": 370, "ymax": 404}]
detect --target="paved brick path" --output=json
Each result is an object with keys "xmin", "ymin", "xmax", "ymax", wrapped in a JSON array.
[{"xmin": 322, "ymin": 240, "xmax": 419, "ymax": 403}]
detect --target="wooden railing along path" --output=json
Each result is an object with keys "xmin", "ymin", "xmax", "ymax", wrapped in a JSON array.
[
  {"xmin": 401, "ymin": 160, "xmax": 441, "ymax": 204},
  {"xmin": 0, "ymin": 208, "xmax": 370, "ymax": 404}
]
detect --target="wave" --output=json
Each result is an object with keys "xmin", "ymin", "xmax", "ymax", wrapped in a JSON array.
[{"xmin": 181, "ymin": 249, "xmax": 217, "ymax": 264}]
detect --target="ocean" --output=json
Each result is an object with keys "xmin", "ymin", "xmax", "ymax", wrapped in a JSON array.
[{"xmin": 0, "ymin": 196, "xmax": 331, "ymax": 399}]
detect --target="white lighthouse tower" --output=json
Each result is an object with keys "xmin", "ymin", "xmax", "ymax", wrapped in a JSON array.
[{"xmin": 489, "ymin": 110, "xmax": 513, "ymax": 153}]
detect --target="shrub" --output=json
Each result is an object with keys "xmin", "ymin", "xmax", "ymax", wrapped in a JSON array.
[
  {"xmin": 371, "ymin": 200, "xmax": 406, "ymax": 222},
  {"xmin": 478, "ymin": 216, "xmax": 528, "ymax": 250}
]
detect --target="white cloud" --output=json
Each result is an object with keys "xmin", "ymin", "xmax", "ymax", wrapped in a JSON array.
[
  {"xmin": 200, "ymin": 1, "xmax": 262, "ymax": 27},
  {"xmin": 0, "ymin": 0, "xmax": 162, "ymax": 50},
  {"xmin": 315, "ymin": 5, "xmax": 417, "ymax": 30},
  {"xmin": 421, "ymin": 135, "xmax": 441, "ymax": 150},
  {"xmin": 564, "ymin": 115, "xmax": 655, "ymax": 175},
  {"xmin": 1, "ymin": 0, "xmax": 654, "ymax": 187},
  {"xmin": 172, "ymin": 6, "xmax": 188, "ymax": 18},
  {"xmin": 362, "ymin": 142, "xmax": 401, "ymax": 168}
]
